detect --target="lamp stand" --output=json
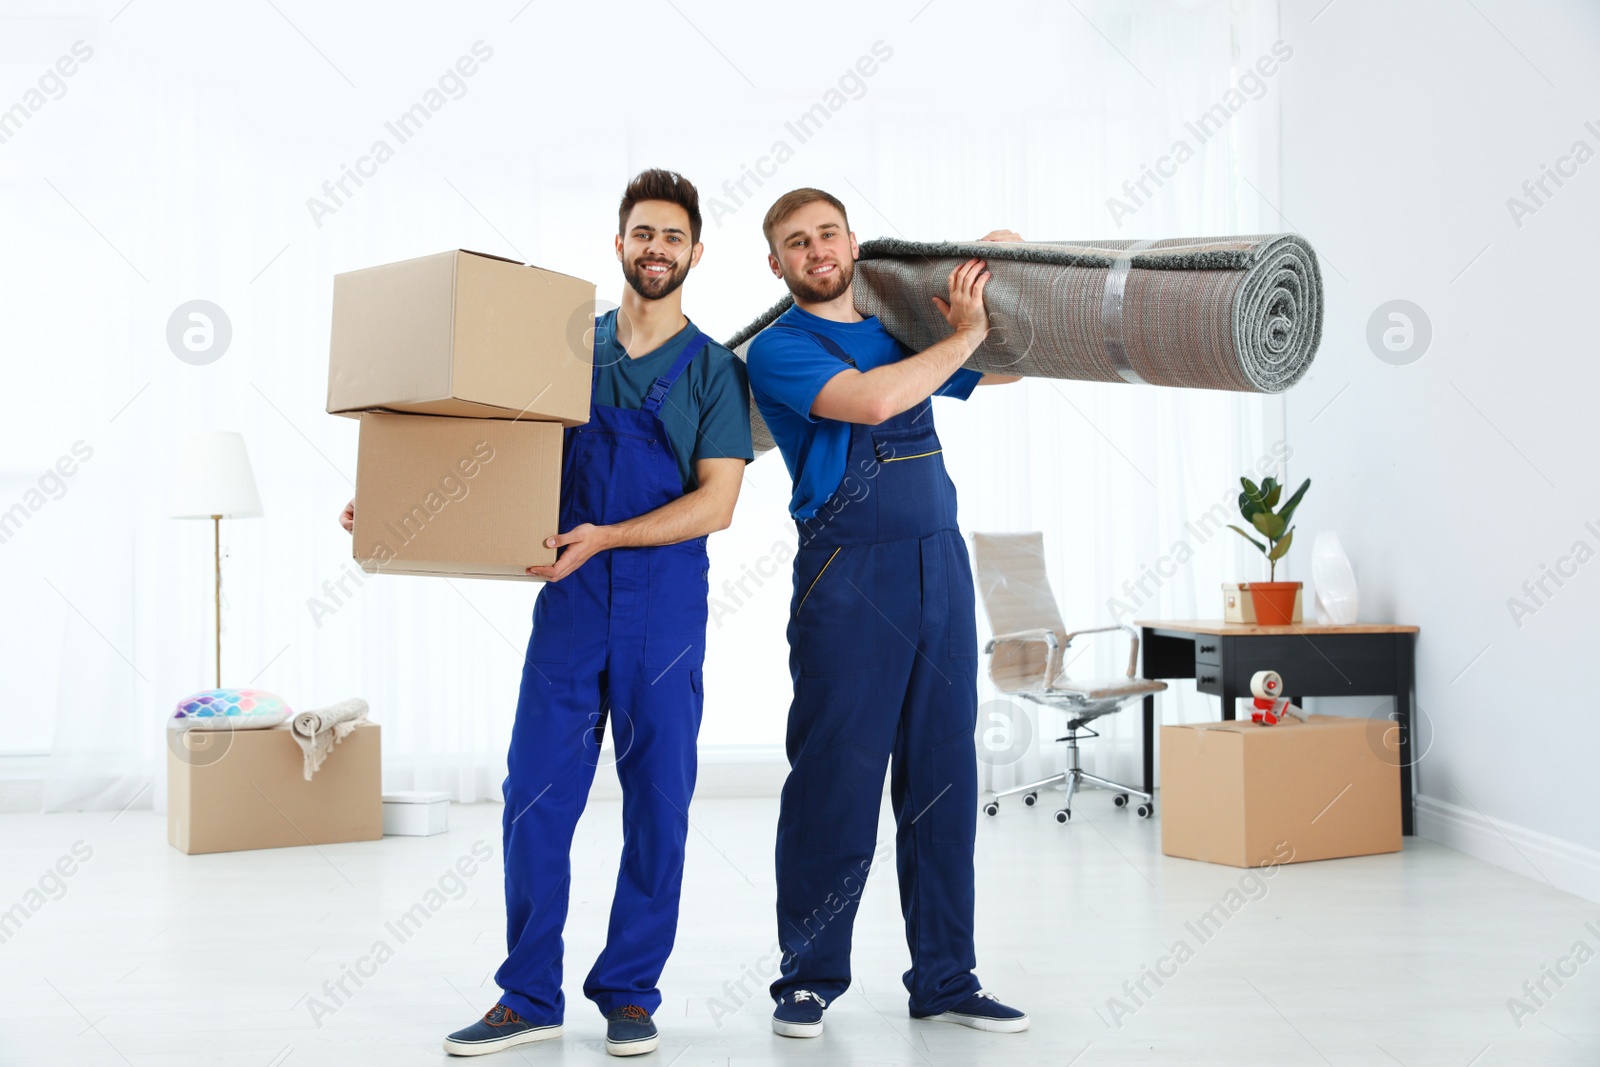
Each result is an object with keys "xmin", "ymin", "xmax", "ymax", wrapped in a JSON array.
[{"xmin": 212, "ymin": 514, "xmax": 222, "ymax": 689}]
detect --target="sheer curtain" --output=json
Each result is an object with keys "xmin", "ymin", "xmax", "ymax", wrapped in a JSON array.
[
  {"xmin": 1, "ymin": 0, "xmax": 1288, "ymax": 810},
  {"xmin": 936, "ymin": 3, "xmax": 1291, "ymax": 796}
]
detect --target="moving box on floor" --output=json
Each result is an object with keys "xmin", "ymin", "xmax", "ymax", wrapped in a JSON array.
[
  {"xmin": 168, "ymin": 723, "xmax": 381, "ymax": 855},
  {"xmin": 1160, "ymin": 714, "xmax": 1401, "ymax": 868}
]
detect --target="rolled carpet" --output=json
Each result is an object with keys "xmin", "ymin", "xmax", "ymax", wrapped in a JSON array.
[
  {"xmin": 726, "ymin": 233, "xmax": 1322, "ymax": 454},
  {"xmin": 290, "ymin": 697, "xmax": 369, "ymax": 781}
]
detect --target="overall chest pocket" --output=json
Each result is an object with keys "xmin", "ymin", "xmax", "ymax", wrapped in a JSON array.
[
  {"xmin": 869, "ymin": 423, "xmax": 951, "ymax": 541},
  {"xmin": 871, "ymin": 423, "xmax": 943, "ymax": 465}
]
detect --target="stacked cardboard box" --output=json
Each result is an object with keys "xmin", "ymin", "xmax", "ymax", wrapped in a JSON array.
[{"xmin": 328, "ymin": 249, "xmax": 596, "ymax": 580}]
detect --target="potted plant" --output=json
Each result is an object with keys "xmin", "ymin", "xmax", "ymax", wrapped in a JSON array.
[{"xmin": 1228, "ymin": 475, "xmax": 1310, "ymax": 625}]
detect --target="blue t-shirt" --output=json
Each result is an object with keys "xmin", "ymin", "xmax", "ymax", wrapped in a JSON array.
[
  {"xmin": 591, "ymin": 309, "xmax": 754, "ymax": 491},
  {"xmin": 746, "ymin": 305, "xmax": 982, "ymax": 519}
]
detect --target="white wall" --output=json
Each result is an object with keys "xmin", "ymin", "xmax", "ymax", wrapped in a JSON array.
[
  {"xmin": 1, "ymin": 0, "xmax": 1284, "ymax": 807},
  {"xmin": 1278, "ymin": 0, "xmax": 1600, "ymax": 896}
]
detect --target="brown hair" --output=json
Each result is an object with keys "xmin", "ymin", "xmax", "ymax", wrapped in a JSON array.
[
  {"xmin": 618, "ymin": 168, "xmax": 702, "ymax": 245},
  {"xmin": 762, "ymin": 187, "xmax": 849, "ymax": 251}
]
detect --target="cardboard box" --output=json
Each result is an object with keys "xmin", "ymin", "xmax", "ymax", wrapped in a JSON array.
[
  {"xmin": 168, "ymin": 723, "xmax": 382, "ymax": 855},
  {"xmin": 382, "ymin": 791, "xmax": 451, "ymax": 836},
  {"xmin": 1223, "ymin": 582, "xmax": 1304, "ymax": 624},
  {"xmin": 328, "ymin": 249, "xmax": 595, "ymax": 426},
  {"xmin": 1160, "ymin": 714, "xmax": 1400, "ymax": 868},
  {"xmin": 353, "ymin": 411, "xmax": 561, "ymax": 580}
]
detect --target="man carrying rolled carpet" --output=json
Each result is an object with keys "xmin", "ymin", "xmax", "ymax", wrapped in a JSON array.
[
  {"xmin": 743, "ymin": 187, "xmax": 1028, "ymax": 1038},
  {"xmin": 340, "ymin": 169, "xmax": 753, "ymax": 1057}
]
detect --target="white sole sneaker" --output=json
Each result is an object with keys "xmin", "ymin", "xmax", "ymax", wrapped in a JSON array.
[
  {"xmin": 443, "ymin": 1022, "xmax": 563, "ymax": 1056},
  {"xmin": 923, "ymin": 1010, "xmax": 1030, "ymax": 1033},
  {"xmin": 605, "ymin": 1033, "xmax": 659, "ymax": 1056},
  {"xmin": 771, "ymin": 1016, "xmax": 824, "ymax": 1038}
]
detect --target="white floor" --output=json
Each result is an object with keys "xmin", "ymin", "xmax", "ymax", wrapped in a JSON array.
[{"xmin": 2, "ymin": 791, "xmax": 1598, "ymax": 1066}]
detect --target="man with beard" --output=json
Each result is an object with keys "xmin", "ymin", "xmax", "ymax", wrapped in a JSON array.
[
  {"xmin": 341, "ymin": 169, "xmax": 752, "ymax": 1057},
  {"xmin": 744, "ymin": 188, "xmax": 1027, "ymax": 1040}
]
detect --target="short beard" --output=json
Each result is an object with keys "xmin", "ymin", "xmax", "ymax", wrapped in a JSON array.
[
  {"xmin": 784, "ymin": 257, "xmax": 853, "ymax": 304},
  {"xmin": 624, "ymin": 256, "xmax": 691, "ymax": 302}
]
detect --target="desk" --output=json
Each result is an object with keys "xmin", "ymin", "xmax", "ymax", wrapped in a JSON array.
[{"xmin": 1136, "ymin": 620, "xmax": 1420, "ymax": 836}]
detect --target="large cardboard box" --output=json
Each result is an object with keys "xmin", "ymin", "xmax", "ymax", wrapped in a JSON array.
[
  {"xmin": 328, "ymin": 249, "xmax": 595, "ymax": 426},
  {"xmin": 168, "ymin": 723, "xmax": 382, "ymax": 855},
  {"xmin": 1160, "ymin": 714, "xmax": 1400, "ymax": 868},
  {"xmin": 353, "ymin": 411, "xmax": 561, "ymax": 580}
]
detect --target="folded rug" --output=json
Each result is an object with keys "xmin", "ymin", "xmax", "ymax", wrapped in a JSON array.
[
  {"xmin": 726, "ymin": 234, "xmax": 1322, "ymax": 453},
  {"xmin": 290, "ymin": 697, "xmax": 369, "ymax": 781}
]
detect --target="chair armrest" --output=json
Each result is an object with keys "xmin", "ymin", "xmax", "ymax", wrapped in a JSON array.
[
  {"xmin": 983, "ymin": 628, "xmax": 1059, "ymax": 654},
  {"xmin": 983, "ymin": 628, "xmax": 1063, "ymax": 693},
  {"xmin": 1058, "ymin": 624, "xmax": 1142, "ymax": 678}
]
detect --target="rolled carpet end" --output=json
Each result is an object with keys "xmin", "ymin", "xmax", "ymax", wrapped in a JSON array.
[{"xmin": 726, "ymin": 232, "xmax": 1324, "ymax": 454}]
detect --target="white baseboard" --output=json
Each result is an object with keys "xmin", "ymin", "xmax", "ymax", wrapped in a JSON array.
[
  {"xmin": 0, "ymin": 755, "xmax": 47, "ymax": 813},
  {"xmin": 1415, "ymin": 794, "xmax": 1600, "ymax": 905}
]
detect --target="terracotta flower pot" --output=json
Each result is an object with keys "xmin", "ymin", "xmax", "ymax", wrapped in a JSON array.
[{"xmin": 1250, "ymin": 581, "xmax": 1302, "ymax": 625}]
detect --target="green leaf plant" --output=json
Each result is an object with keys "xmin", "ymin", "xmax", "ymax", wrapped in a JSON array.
[{"xmin": 1227, "ymin": 475, "xmax": 1310, "ymax": 582}]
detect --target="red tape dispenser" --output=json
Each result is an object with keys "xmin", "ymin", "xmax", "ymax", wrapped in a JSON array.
[{"xmin": 1248, "ymin": 670, "xmax": 1310, "ymax": 726}]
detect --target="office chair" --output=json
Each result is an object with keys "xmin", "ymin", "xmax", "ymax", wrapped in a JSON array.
[{"xmin": 972, "ymin": 532, "xmax": 1167, "ymax": 824}]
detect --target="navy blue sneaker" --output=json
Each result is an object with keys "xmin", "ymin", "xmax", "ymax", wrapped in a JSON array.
[
  {"xmin": 604, "ymin": 1005, "xmax": 659, "ymax": 1056},
  {"xmin": 771, "ymin": 989, "xmax": 827, "ymax": 1038},
  {"xmin": 443, "ymin": 1003, "xmax": 562, "ymax": 1056},
  {"xmin": 916, "ymin": 990, "xmax": 1029, "ymax": 1033}
]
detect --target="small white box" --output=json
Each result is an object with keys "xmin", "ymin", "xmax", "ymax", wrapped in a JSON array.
[{"xmin": 381, "ymin": 791, "xmax": 451, "ymax": 836}]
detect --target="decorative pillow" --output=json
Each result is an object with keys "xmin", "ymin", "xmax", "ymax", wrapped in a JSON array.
[{"xmin": 171, "ymin": 688, "xmax": 291, "ymax": 730}]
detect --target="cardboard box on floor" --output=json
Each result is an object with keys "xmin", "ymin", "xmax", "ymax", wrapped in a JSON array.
[
  {"xmin": 1160, "ymin": 714, "xmax": 1400, "ymax": 868},
  {"xmin": 353, "ymin": 411, "xmax": 561, "ymax": 580},
  {"xmin": 327, "ymin": 249, "xmax": 595, "ymax": 426},
  {"xmin": 168, "ymin": 723, "xmax": 381, "ymax": 855}
]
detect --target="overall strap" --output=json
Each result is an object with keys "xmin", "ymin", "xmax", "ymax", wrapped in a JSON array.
[
  {"xmin": 641, "ymin": 328, "xmax": 710, "ymax": 416},
  {"xmin": 771, "ymin": 324, "xmax": 858, "ymax": 368}
]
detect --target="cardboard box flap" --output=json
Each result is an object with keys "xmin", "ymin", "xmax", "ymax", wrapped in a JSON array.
[{"xmin": 458, "ymin": 248, "xmax": 523, "ymax": 265}]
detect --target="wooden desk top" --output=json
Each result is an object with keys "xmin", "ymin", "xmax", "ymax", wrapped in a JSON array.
[{"xmin": 1136, "ymin": 619, "xmax": 1419, "ymax": 636}]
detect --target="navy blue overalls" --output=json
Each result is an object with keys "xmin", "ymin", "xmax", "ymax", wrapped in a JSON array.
[
  {"xmin": 770, "ymin": 327, "xmax": 982, "ymax": 1016},
  {"xmin": 496, "ymin": 330, "xmax": 713, "ymax": 1024}
]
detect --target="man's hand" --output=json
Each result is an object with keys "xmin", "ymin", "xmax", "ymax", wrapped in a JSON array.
[
  {"xmin": 976, "ymin": 229, "xmax": 1024, "ymax": 242},
  {"xmin": 526, "ymin": 523, "xmax": 614, "ymax": 582},
  {"xmin": 930, "ymin": 258, "xmax": 991, "ymax": 342},
  {"xmin": 339, "ymin": 498, "xmax": 355, "ymax": 533}
]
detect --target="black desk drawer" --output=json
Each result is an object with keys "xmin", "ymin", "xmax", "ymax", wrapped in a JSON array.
[
  {"xmin": 1195, "ymin": 664, "xmax": 1224, "ymax": 694},
  {"xmin": 1250, "ymin": 634, "xmax": 1397, "ymax": 696}
]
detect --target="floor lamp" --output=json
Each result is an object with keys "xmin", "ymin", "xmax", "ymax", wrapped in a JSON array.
[{"xmin": 171, "ymin": 432, "xmax": 263, "ymax": 688}]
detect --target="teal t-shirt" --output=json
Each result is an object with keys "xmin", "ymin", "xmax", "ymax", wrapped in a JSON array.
[{"xmin": 590, "ymin": 309, "xmax": 754, "ymax": 491}]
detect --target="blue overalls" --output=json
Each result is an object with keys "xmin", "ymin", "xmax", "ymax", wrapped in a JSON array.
[
  {"xmin": 770, "ymin": 327, "xmax": 983, "ymax": 1016},
  {"xmin": 496, "ymin": 330, "xmax": 712, "ymax": 1024}
]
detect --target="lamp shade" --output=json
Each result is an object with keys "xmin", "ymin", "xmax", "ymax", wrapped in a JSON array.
[{"xmin": 170, "ymin": 432, "xmax": 263, "ymax": 519}]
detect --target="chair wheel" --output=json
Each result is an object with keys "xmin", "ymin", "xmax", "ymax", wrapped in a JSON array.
[
  {"xmin": 1113, "ymin": 793, "xmax": 1128, "ymax": 808},
  {"xmin": 1055, "ymin": 809, "xmax": 1070, "ymax": 823},
  {"xmin": 1023, "ymin": 792, "xmax": 1037, "ymax": 807},
  {"xmin": 983, "ymin": 801, "xmax": 999, "ymax": 817},
  {"xmin": 1136, "ymin": 803, "xmax": 1153, "ymax": 819}
]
